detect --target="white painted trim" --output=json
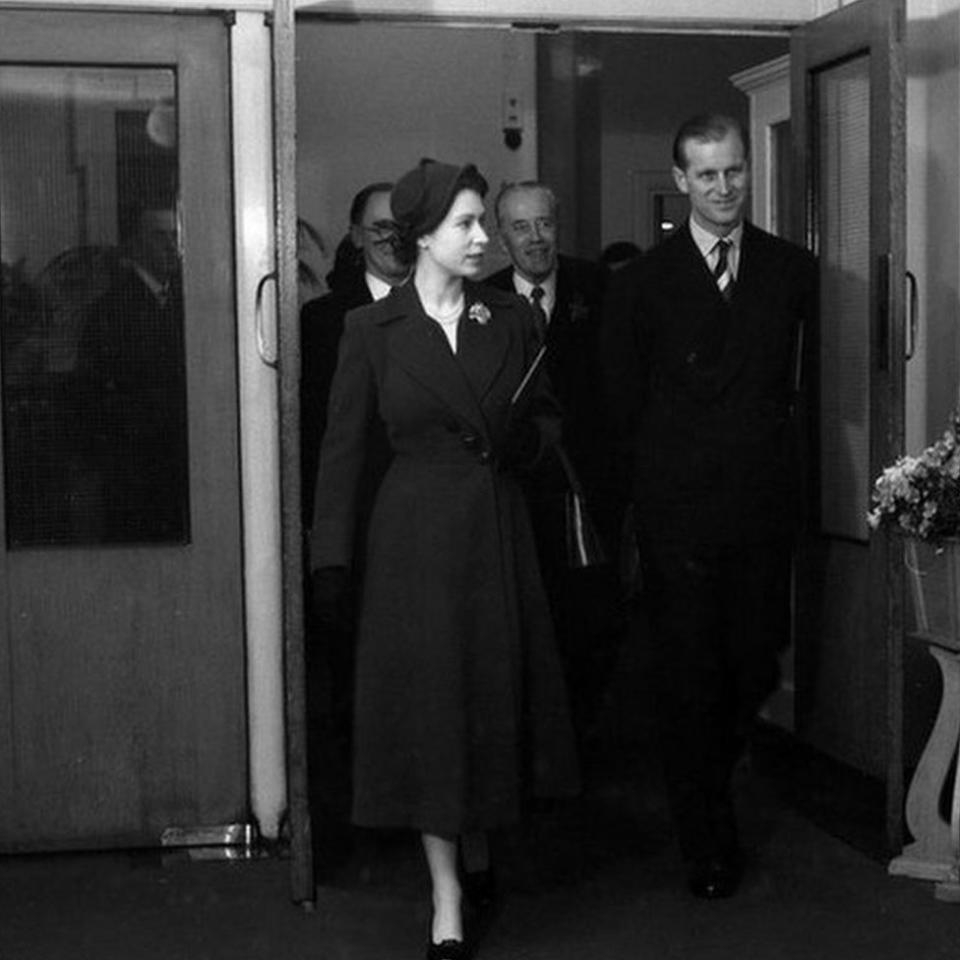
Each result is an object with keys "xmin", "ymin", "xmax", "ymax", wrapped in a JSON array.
[
  {"xmin": 0, "ymin": 0, "xmax": 816, "ymax": 17},
  {"xmin": 731, "ymin": 55, "xmax": 791, "ymax": 234},
  {"xmin": 296, "ymin": 0, "xmax": 815, "ymax": 26},
  {"xmin": 730, "ymin": 52, "xmax": 790, "ymax": 93},
  {"xmin": 0, "ymin": 0, "xmax": 273, "ymax": 10},
  {"xmin": 0, "ymin": 0, "xmax": 815, "ymax": 28},
  {"xmin": 231, "ymin": 10, "xmax": 287, "ymax": 841}
]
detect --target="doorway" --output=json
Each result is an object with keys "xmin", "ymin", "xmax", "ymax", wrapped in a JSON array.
[{"xmin": 292, "ymin": 14, "xmax": 791, "ymax": 857}]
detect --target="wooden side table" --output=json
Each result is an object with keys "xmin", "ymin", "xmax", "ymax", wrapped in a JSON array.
[{"xmin": 889, "ymin": 537, "xmax": 960, "ymax": 900}]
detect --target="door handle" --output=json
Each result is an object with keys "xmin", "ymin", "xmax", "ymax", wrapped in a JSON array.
[
  {"xmin": 905, "ymin": 270, "xmax": 918, "ymax": 361},
  {"xmin": 254, "ymin": 271, "xmax": 278, "ymax": 369}
]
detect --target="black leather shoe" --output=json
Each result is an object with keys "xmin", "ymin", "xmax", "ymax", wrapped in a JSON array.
[
  {"xmin": 688, "ymin": 855, "xmax": 743, "ymax": 900},
  {"xmin": 426, "ymin": 938, "xmax": 470, "ymax": 960}
]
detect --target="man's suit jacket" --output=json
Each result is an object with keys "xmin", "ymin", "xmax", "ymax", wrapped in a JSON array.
[
  {"xmin": 75, "ymin": 264, "xmax": 188, "ymax": 542},
  {"xmin": 486, "ymin": 255, "xmax": 610, "ymax": 506},
  {"xmin": 602, "ymin": 220, "xmax": 817, "ymax": 547},
  {"xmin": 299, "ymin": 273, "xmax": 373, "ymax": 523}
]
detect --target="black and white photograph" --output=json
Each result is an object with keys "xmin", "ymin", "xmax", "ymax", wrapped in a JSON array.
[{"xmin": 0, "ymin": 1, "xmax": 958, "ymax": 958}]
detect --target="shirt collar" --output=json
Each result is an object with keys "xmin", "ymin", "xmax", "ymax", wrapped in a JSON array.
[
  {"xmin": 365, "ymin": 272, "xmax": 394, "ymax": 302},
  {"xmin": 689, "ymin": 217, "xmax": 743, "ymax": 266},
  {"xmin": 512, "ymin": 269, "xmax": 557, "ymax": 317}
]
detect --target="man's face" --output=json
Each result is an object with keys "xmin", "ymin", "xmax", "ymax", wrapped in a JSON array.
[
  {"xmin": 496, "ymin": 187, "xmax": 558, "ymax": 284},
  {"xmin": 673, "ymin": 131, "xmax": 750, "ymax": 237},
  {"xmin": 351, "ymin": 190, "xmax": 407, "ymax": 285},
  {"xmin": 137, "ymin": 209, "xmax": 180, "ymax": 284}
]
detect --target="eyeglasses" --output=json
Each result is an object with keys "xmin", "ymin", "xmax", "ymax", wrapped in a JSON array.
[{"xmin": 361, "ymin": 220, "xmax": 400, "ymax": 241}]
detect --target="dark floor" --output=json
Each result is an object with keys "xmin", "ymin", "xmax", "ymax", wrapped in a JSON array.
[{"xmin": 2, "ymin": 628, "xmax": 958, "ymax": 959}]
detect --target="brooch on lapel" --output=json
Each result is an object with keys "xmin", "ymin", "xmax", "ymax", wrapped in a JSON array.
[
  {"xmin": 468, "ymin": 301, "xmax": 491, "ymax": 325},
  {"xmin": 569, "ymin": 294, "xmax": 589, "ymax": 324}
]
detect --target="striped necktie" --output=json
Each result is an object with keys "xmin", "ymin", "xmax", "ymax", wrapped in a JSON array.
[
  {"xmin": 713, "ymin": 239, "xmax": 734, "ymax": 301},
  {"xmin": 530, "ymin": 285, "xmax": 548, "ymax": 343}
]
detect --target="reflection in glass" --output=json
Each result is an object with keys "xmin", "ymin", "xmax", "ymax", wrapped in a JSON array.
[
  {"xmin": 771, "ymin": 119, "xmax": 791, "ymax": 238},
  {"xmin": 0, "ymin": 66, "xmax": 189, "ymax": 546},
  {"xmin": 815, "ymin": 55, "xmax": 870, "ymax": 541}
]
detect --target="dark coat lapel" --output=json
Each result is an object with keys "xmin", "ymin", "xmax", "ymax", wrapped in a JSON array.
[
  {"xmin": 672, "ymin": 224, "xmax": 729, "ymax": 347},
  {"xmin": 666, "ymin": 223, "xmax": 747, "ymax": 393},
  {"xmin": 552, "ymin": 256, "xmax": 585, "ymax": 329},
  {"xmin": 376, "ymin": 281, "xmax": 508, "ymax": 439},
  {"xmin": 457, "ymin": 282, "xmax": 511, "ymax": 404},
  {"xmin": 710, "ymin": 222, "xmax": 776, "ymax": 389}
]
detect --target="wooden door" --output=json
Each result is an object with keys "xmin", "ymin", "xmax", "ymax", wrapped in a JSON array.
[
  {"xmin": 0, "ymin": 10, "xmax": 246, "ymax": 850},
  {"xmin": 790, "ymin": 0, "xmax": 906, "ymax": 848}
]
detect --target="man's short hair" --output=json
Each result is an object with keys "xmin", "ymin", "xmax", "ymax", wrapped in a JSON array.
[
  {"xmin": 348, "ymin": 181, "xmax": 394, "ymax": 226},
  {"xmin": 493, "ymin": 180, "xmax": 558, "ymax": 229},
  {"xmin": 672, "ymin": 114, "xmax": 750, "ymax": 170}
]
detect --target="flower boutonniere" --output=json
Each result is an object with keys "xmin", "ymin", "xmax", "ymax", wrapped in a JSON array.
[
  {"xmin": 569, "ymin": 294, "xmax": 590, "ymax": 324},
  {"xmin": 468, "ymin": 301, "xmax": 491, "ymax": 325}
]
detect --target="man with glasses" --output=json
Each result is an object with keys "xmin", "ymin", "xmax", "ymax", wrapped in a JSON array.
[
  {"xmin": 300, "ymin": 182, "xmax": 407, "ymax": 521},
  {"xmin": 300, "ymin": 181, "xmax": 407, "ymax": 869},
  {"xmin": 486, "ymin": 181, "xmax": 625, "ymax": 765}
]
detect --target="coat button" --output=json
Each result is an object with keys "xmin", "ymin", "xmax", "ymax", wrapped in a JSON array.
[
  {"xmin": 478, "ymin": 449, "xmax": 491, "ymax": 464},
  {"xmin": 686, "ymin": 351, "xmax": 697, "ymax": 364},
  {"xmin": 461, "ymin": 433, "xmax": 480, "ymax": 451}
]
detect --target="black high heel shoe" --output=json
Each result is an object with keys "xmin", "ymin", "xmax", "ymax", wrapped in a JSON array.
[{"xmin": 426, "ymin": 907, "xmax": 471, "ymax": 960}]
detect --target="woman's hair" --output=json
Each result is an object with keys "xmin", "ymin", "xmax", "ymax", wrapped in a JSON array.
[{"xmin": 391, "ymin": 159, "xmax": 488, "ymax": 266}]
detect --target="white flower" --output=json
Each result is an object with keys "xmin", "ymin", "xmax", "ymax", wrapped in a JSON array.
[{"xmin": 468, "ymin": 301, "xmax": 491, "ymax": 325}]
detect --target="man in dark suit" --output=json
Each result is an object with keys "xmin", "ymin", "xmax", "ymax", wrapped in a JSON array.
[
  {"xmin": 603, "ymin": 114, "xmax": 817, "ymax": 899},
  {"xmin": 486, "ymin": 181, "xmax": 625, "ymax": 761},
  {"xmin": 300, "ymin": 182, "xmax": 407, "ymax": 860},
  {"xmin": 76, "ymin": 206, "xmax": 188, "ymax": 544},
  {"xmin": 300, "ymin": 182, "xmax": 408, "ymax": 522}
]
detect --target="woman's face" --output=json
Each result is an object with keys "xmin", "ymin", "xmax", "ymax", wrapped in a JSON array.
[{"xmin": 419, "ymin": 189, "xmax": 489, "ymax": 278}]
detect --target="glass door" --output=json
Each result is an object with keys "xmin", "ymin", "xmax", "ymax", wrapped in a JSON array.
[
  {"xmin": 790, "ymin": 0, "xmax": 906, "ymax": 851},
  {"xmin": 0, "ymin": 10, "xmax": 246, "ymax": 850}
]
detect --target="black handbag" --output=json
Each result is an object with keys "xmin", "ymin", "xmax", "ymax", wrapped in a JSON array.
[
  {"xmin": 555, "ymin": 444, "xmax": 607, "ymax": 569},
  {"xmin": 509, "ymin": 344, "xmax": 606, "ymax": 568}
]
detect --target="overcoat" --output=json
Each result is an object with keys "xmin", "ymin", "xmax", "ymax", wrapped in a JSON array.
[
  {"xmin": 603, "ymin": 220, "xmax": 818, "ymax": 547},
  {"xmin": 600, "ymin": 217, "xmax": 818, "ymax": 862},
  {"xmin": 486, "ymin": 255, "xmax": 610, "ymax": 505},
  {"xmin": 299, "ymin": 272, "xmax": 372, "ymax": 523},
  {"xmin": 311, "ymin": 279, "xmax": 579, "ymax": 835}
]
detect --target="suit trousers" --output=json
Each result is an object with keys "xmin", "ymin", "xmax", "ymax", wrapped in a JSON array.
[{"xmin": 639, "ymin": 536, "xmax": 792, "ymax": 861}]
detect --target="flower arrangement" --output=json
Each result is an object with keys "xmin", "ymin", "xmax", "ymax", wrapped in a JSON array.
[{"xmin": 867, "ymin": 412, "xmax": 960, "ymax": 543}]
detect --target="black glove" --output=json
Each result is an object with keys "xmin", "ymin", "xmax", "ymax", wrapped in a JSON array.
[{"xmin": 310, "ymin": 566, "xmax": 353, "ymax": 633}]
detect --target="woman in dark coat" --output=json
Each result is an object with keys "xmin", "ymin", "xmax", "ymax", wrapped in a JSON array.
[{"xmin": 310, "ymin": 159, "xmax": 579, "ymax": 958}]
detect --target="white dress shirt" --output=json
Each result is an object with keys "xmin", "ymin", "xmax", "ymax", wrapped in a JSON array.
[
  {"xmin": 689, "ymin": 218, "xmax": 742, "ymax": 281},
  {"xmin": 365, "ymin": 272, "xmax": 394, "ymax": 302},
  {"xmin": 512, "ymin": 271, "xmax": 557, "ymax": 322}
]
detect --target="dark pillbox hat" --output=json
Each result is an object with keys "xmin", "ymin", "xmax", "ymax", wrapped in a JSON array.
[{"xmin": 391, "ymin": 158, "xmax": 477, "ymax": 239}]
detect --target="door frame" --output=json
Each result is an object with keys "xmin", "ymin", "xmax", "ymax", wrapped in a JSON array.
[{"xmin": 789, "ymin": 0, "xmax": 906, "ymax": 851}]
